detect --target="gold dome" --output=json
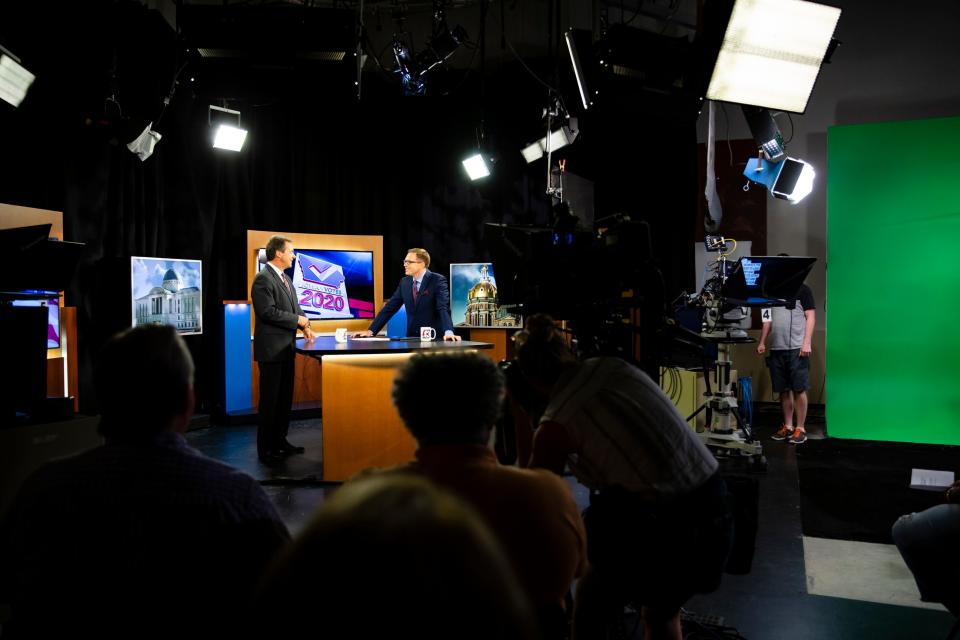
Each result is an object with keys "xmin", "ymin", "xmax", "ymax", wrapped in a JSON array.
[
  {"xmin": 467, "ymin": 264, "xmax": 497, "ymax": 300},
  {"xmin": 468, "ymin": 280, "xmax": 497, "ymax": 299}
]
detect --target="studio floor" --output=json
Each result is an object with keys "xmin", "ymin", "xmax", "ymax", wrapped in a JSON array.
[{"xmin": 185, "ymin": 406, "xmax": 957, "ymax": 639}]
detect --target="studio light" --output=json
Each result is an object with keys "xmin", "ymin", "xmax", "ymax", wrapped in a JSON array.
[
  {"xmin": 742, "ymin": 156, "xmax": 815, "ymax": 204},
  {"xmin": 772, "ymin": 157, "xmax": 815, "ymax": 203},
  {"xmin": 461, "ymin": 153, "xmax": 490, "ymax": 181},
  {"xmin": 393, "ymin": 37, "xmax": 425, "ymax": 97},
  {"xmin": 208, "ymin": 105, "xmax": 247, "ymax": 152},
  {"xmin": 706, "ymin": 0, "xmax": 841, "ymax": 113},
  {"xmin": 565, "ymin": 29, "xmax": 593, "ymax": 111},
  {"xmin": 521, "ymin": 118, "xmax": 579, "ymax": 164},
  {"xmin": 0, "ymin": 47, "xmax": 35, "ymax": 107},
  {"xmin": 391, "ymin": 2, "xmax": 467, "ymax": 97}
]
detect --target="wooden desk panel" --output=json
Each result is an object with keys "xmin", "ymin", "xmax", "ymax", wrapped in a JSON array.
[
  {"xmin": 470, "ymin": 329, "xmax": 510, "ymax": 363},
  {"xmin": 301, "ymin": 338, "xmax": 493, "ymax": 481},
  {"xmin": 320, "ymin": 353, "xmax": 417, "ymax": 481}
]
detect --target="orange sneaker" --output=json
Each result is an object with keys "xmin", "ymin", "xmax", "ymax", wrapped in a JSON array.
[
  {"xmin": 772, "ymin": 425, "xmax": 794, "ymax": 441},
  {"xmin": 789, "ymin": 429, "xmax": 808, "ymax": 444}
]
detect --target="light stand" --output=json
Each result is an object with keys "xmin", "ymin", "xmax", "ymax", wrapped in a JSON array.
[{"xmin": 544, "ymin": 95, "xmax": 563, "ymax": 201}]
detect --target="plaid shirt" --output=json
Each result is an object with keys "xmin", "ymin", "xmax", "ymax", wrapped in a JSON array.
[{"xmin": 2, "ymin": 431, "xmax": 289, "ymax": 636}]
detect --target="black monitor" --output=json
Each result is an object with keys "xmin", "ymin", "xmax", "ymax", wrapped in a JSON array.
[
  {"xmin": 0, "ymin": 224, "xmax": 85, "ymax": 295},
  {"xmin": 720, "ymin": 256, "xmax": 816, "ymax": 307}
]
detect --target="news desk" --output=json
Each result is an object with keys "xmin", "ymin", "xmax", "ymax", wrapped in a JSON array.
[{"xmin": 296, "ymin": 337, "xmax": 493, "ymax": 481}]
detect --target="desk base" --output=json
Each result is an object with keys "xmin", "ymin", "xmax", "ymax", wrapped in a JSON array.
[{"xmin": 321, "ymin": 353, "xmax": 417, "ymax": 481}]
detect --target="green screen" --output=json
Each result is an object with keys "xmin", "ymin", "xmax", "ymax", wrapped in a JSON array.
[{"xmin": 828, "ymin": 116, "xmax": 960, "ymax": 444}]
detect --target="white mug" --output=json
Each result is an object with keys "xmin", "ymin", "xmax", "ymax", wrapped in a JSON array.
[
  {"xmin": 335, "ymin": 328, "xmax": 348, "ymax": 343},
  {"xmin": 420, "ymin": 326, "xmax": 437, "ymax": 341}
]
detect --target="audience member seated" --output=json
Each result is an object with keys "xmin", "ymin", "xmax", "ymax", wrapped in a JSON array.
[
  {"xmin": 0, "ymin": 325, "xmax": 290, "ymax": 638},
  {"xmin": 893, "ymin": 480, "xmax": 960, "ymax": 614},
  {"xmin": 388, "ymin": 351, "xmax": 587, "ymax": 638},
  {"xmin": 511, "ymin": 314, "xmax": 733, "ymax": 640},
  {"xmin": 254, "ymin": 473, "xmax": 538, "ymax": 639}
]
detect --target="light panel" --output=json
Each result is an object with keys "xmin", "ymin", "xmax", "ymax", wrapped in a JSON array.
[
  {"xmin": 706, "ymin": 0, "xmax": 841, "ymax": 112},
  {"xmin": 785, "ymin": 160, "xmax": 815, "ymax": 203},
  {"xmin": 462, "ymin": 153, "xmax": 490, "ymax": 181},
  {"xmin": 521, "ymin": 142, "xmax": 543, "ymax": 163},
  {"xmin": 213, "ymin": 124, "xmax": 248, "ymax": 151},
  {"xmin": 0, "ymin": 53, "xmax": 35, "ymax": 107},
  {"xmin": 521, "ymin": 119, "xmax": 579, "ymax": 164}
]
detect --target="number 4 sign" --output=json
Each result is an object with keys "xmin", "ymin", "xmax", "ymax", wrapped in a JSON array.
[{"xmin": 761, "ymin": 308, "xmax": 772, "ymax": 323}]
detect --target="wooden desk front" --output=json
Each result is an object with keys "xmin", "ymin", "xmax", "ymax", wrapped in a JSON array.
[{"xmin": 297, "ymin": 338, "xmax": 493, "ymax": 481}]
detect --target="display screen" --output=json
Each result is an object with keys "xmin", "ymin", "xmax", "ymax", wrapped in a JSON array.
[
  {"xmin": 720, "ymin": 256, "xmax": 815, "ymax": 307},
  {"xmin": 259, "ymin": 249, "xmax": 375, "ymax": 320},
  {"xmin": 10, "ymin": 297, "xmax": 60, "ymax": 348},
  {"xmin": 131, "ymin": 257, "xmax": 203, "ymax": 335}
]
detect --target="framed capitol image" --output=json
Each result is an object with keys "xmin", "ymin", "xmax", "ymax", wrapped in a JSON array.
[
  {"xmin": 131, "ymin": 257, "xmax": 203, "ymax": 335},
  {"xmin": 449, "ymin": 262, "xmax": 521, "ymax": 329}
]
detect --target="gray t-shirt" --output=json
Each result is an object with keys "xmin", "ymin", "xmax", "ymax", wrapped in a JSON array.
[{"xmin": 770, "ymin": 284, "xmax": 816, "ymax": 351}]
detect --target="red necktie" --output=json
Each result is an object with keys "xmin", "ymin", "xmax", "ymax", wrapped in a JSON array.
[
  {"xmin": 281, "ymin": 273, "xmax": 291, "ymax": 294},
  {"xmin": 412, "ymin": 279, "xmax": 419, "ymax": 302}
]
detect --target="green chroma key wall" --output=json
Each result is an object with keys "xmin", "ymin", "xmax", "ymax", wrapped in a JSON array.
[{"xmin": 827, "ymin": 115, "xmax": 960, "ymax": 444}]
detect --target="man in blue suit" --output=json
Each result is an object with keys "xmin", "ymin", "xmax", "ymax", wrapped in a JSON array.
[{"xmin": 356, "ymin": 248, "xmax": 461, "ymax": 341}]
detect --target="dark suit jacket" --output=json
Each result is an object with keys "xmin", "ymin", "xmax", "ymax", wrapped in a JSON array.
[
  {"xmin": 251, "ymin": 265, "xmax": 304, "ymax": 362},
  {"xmin": 368, "ymin": 270, "xmax": 455, "ymax": 338}
]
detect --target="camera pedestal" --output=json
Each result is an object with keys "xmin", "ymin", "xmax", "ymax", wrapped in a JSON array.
[{"xmin": 687, "ymin": 340, "xmax": 764, "ymax": 464}]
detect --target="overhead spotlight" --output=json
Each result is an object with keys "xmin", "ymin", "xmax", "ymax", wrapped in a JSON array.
[
  {"xmin": 419, "ymin": 23, "xmax": 468, "ymax": 76},
  {"xmin": 521, "ymin": 117, "xmax": 579, "ymax": 164},
  {"xmin": 391, "ymin": 2, "xmax": 467, "ymax": 97},
  {"xmin": 208, "ymin": 105, "xmax": 247, "ymax": 151},
  {"xmin": 771, "ymin": 157, "xmax": 815, "ymax": 203},
  {"xmin": 392, "ymin": 36, "xmax": 425, "ymax": 97},
  {"xmin": 564, "ymin": 29, "xmax": 594, "ymax": 111},
  {"xmin": 742, "ymin": 156, "xmax": 815, "ymax": 204},
  {"xmin": 0, "ymin": 46, "xmax": 36, "ymax": 107},
  {"xmin": 461, "ymin": 153, "xmax": 491, "ymax": 181},
  {"xmin": 418, "ymin": 1, "xmax": 467, "ymax": 77},
  {"xmin": 706, "ymin": 0, "xmax": 841, "ymax": 113}
]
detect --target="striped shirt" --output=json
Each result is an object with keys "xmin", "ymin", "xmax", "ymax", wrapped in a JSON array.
[{"xmin": 541, "ymin": 357, "xmax": 718, "ymax": 499}]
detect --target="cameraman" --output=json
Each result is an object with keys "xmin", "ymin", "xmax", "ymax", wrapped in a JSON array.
[{"xmin": 509, "ymin": 314, "xmax": 732, "ymax": 640}]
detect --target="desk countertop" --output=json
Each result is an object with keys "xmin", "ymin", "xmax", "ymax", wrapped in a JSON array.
[{"xmin": 296, "ymin": 336, "xmax": 493, "ymax": 356}]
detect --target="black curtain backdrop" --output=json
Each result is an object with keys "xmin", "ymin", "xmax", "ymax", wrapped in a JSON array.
[{"xmin": 0, "ymin": 1, "xmax": 699, "ymax": 417}]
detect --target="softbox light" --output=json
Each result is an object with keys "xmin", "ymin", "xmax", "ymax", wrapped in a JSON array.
[
  {"xmin": 0, "ymin": 49, "xmax": 35, "ymax": 107},
  {"xmin": 706, "ymin": 0, "xmax": 841, "ymax": 113},
  {"xmin": 521, "ymin": 118, "xmax": 579, "ymax": 164},
  {"xmin": 462, "ymin": 153, "xmax": 491, "ymax": 181},
  {"xmin": 209, "ymin": 105, "xmax": 248, "ymax": 151}
]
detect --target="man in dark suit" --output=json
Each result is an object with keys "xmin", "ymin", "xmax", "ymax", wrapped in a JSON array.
[
  {"xmin": 252, "ymin": 235, "xmax": 315, "ymax": 464},
  {"xmin": 355, "ymin": 247, "xmax": 461, "ymax": 341}
]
